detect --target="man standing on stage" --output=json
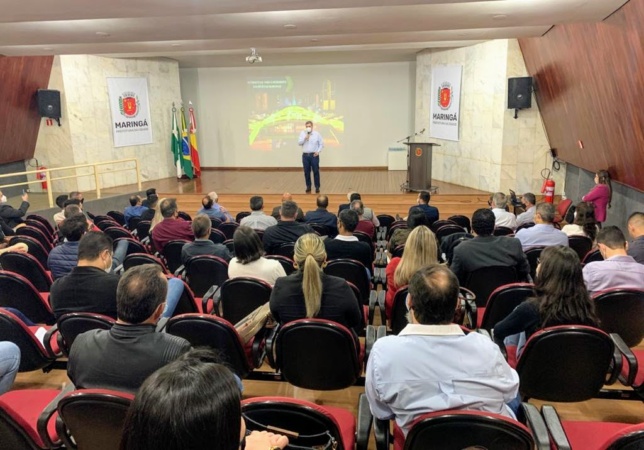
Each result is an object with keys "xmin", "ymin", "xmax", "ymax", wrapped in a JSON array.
[{"xmin": 298, "ymin": 120, "xmax": 324, "ymax": 194}]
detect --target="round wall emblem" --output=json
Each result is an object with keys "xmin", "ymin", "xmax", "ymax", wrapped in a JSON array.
[{"xmin": 415, "ymin": 147, "xmax": 422, "ymax": 157}]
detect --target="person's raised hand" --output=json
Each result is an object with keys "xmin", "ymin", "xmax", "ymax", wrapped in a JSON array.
[{"xmin": 245, "ymin": 430, "xmax": 289, "ymax": 450}]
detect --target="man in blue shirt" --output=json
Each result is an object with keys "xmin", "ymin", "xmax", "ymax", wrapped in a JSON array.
[
  {"xmin": 515, "ymin": 202, "xmax": 569, "ymax": 251},
  {"xmin": 124, "ymin": 195, "xmax": 147, "ymax": 228},
  {"xmin": 298, "ymin": 120, "xmax": 324, "ymax": 194},
  {"xmin": 409, "ymin": 191, "xmax": 439, "ymax": 226}
]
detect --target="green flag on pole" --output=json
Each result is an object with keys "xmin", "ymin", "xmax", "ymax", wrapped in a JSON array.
[{"xmin": 171, "ymin": 106, "xmax": 182, "ymax": 178}]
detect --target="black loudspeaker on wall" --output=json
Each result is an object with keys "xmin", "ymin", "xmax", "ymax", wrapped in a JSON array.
[
  {"xmin": 507, "ymin": 77, "xmax": 532, "ymax": 110},
  {"xmin": 36, "ymin": 89, "xmax": 61, "ymax": 120}
]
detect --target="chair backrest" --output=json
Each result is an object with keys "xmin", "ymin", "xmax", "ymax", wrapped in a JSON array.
[
  {"xmin": 169, "ymin": 279, "xmax": 200, "ymax": 316},
  {"xmin": 57, "ymin": 389, "xmax": 134, "ymax": 450},
  {"xmin": 516, "ymin": 222, "xmax": 535, "ymax": 232},
  {"xmin": 223, "ymin": 239, "xmax": 235, "ymax": 255},
  {"xmin": 26, "ymin": 214, "xmax": 55, "ymax": 236},
  {"xmin": 0, "ymin": 271, "xmax": 55, "ymax": 324},
  {"xmin": 524, "ymin": 246, "xmax": 546, "ymax": 280},
  {"xmin": 430, "ymin": 220, "xmax": 456, "ymax": 233},
  {"xmin": 555, "ymin": 199, "xmax": 573, "ymax": 222},
  {"xmin": 324, "ymin": 259, "xmax": 370, "ymax": 304},
  {"xmin": 480, "ymin": 283, "xmax": 535, "ymax": 332},
  {"xmin": 102, "ymin": 226, "xmax": 134, "ymax": 241},
  {"xmin": 127, "ymin": 216, "xmax": 141, "ymax": 231},
  {"xmin": 276, "ymin": 319, "xmax": 361, "ymax": 390},
  {"xmin": 265, "ymin": 255, "xmax": 295, "ymax": 275},
  {"xmin": 209, "ymin": 228, "xmax": 227, "ymax": 245},
  {"xmin": 493, "ymin": 226, "xmax": 515, "ymax": 236},
  {"xmin": 404, "ymin": 410, "xmax": 534, "ymax": 450},
  {"xmin": 96, "ymin": 220, "xmax": 120, "ymax": 232},
  {"xmin": 57, "ymin": 312, "xmax": 115, "ymax": 355},
  {"xmin": 91, "ymin": 215, "xmax": 113, "ymax": 225},
  {"xmin": 209, "ymin": 217, "xmax": 223, "ymax": 229},
  {"xmin": 25, "ymin": 218, "xmax": 54, "ymax": 240},
  {"xmin": 0, "ymin": 252, "xmax": 53, "ymax": 292},
  {"xmin": 236, "ymin": 211, "xmax": 251, "ymax": 223},
  {"xmin": 582, "ymin": 248, "xmax": 603, "ymax": 264},
  {"xmin": 447, "ymin": 215, "xmax": 471, "ymax": 233},
  {"xmin": 161, "ymin": 239, "xmax": 191, "ymax": 273},
  {"xmin": 0, "ymin": 309, "xmax": 55, "ymax": 371},
  {"xmin": 0, "ymin": 391, "xmax": 54, "ymax": 450},
  {"xmin": 15, "ymin": 226, "xmax": 53, "ymax": 250},
  {"xmin": 166, "ymin": 314, "xmax": 252, "ymax": 377},
  {"xmin": 464, "ymin": 266, "xmax": 518, "ymax": 307},
  {"xmin": 184, "ymin": 255, "xmax": 229, "ymax": 298},
  {"xmin": 135, "ymin": 220, "xmax": 151, "ymax": 241},
  {"xmin": 386, "ymin": 221, "xmax": 407, "ymax": 242},
  {"xmin": 106, "ymin": 211, "xmax": 126, "ymax": 226},
  {"xmin": 593, "ymin": 289, "xmax": 644, "ymax": 347},
  {"xmin": 177, "ymin": 211, "xmax": 192, "ymax": 221},
  {"xmin": 8, "ymin": 236, "xmax": 49, "ymax": 268},
  {"xmin": 220, "ymin": 277, "xmax": 272, "ymax": 325},
  {"xmin": 391, "ymin": 244, "xmax": 405, "ymax": 258},
  {"xmin": 390, "ymin": 286, "xmax": 409, "ymax": 335},
  {"xmin": 272, "ymin": 242, "xmax": 295, "ymax": 259},
  {"xmin": 516, "ymin": 326, "xmax": 614, "ymax": 402},
  {"xmin": 242, "ymin": 397, "xmax": 347, "ymax": 450},
  {"xmin": 376, "ymin": 214, "xmax": 396, "ymax": 231},
  {"xmin": 599, "ymin": 423, "xmax": 644, "ymax": 450},
  {"xmin": 435, "ymin": 224, "xmax": 466, "ymax": 242},
  {"xmin": 309, "ymin": 223, "xmax": 330, "ymax": 237},
  {"xmin": 568, "ymin": 235, "xmax": 593, "ymax": 261},
  {"xmin": 218, "ymin": 222, "xmax": 240, "ymax": 240},
  {"xmin": 114, "ymin": 237, "xmax": 149, "ymax": 256},
  {"xmin": 122, "ymin": 253, "xmax": 169, "ymax": 274}
]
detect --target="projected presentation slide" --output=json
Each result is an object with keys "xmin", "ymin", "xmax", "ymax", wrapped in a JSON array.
[{"xmin": 248, "ymin": 76, "xmax": 344, "ymax": 151}]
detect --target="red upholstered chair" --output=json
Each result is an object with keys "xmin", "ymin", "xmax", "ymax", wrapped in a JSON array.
[
  {"xmin": 430, "ymin": 219, "xmax": 456, "ymax": 233},
  {"xmin": 0, "ymin": 271, "xmax": 55, "ymax": 325},
  {"xmin": 121, "ymin": 253, "xmax": 169, "ymax": 274},
  {"xmin": 478, "ymin": 283, "xmax": 535, "ymax": 331},
  {"xmin": 271, "ymin": 242, "xmax": 295, "ymax": 259},
  {"xmin": 56, "ymin": 389, "xmax": 134, "ymax": 450},
  {"xmin": 166, "ymin": 313, "xmax": 262, "ymax": 378},
  {"xmin": 179, "ymin": 254, "xmax": 229, "ymax": 302},
  {"xmin": 208, "ymin": 228, "xmax": 227, "ymax": 244},
  {"xmin": 218, "ymin": 221, "xmax": 240, "ymax": 240},
  {"xmin": 377, "ymin": 214, "xmax": 396, "ymax": 231},
  {"xmin": 113, "ymin": 237, "xmax": 149, "ymax": 256},
  {"xmin": 26, "ymin": 214, "xmax": 55, "ymax": 237},
  {"xmin": 95, "ymin": 220, "xmax": 120, "ymax": 232},
  {"xmin": 391, "ymin": 244, "xmax": 405, "ymax": 258},
  {"xmin": 324, "ymin": 259, "xmax": 380, "ymax": 325},
  {"xmin": 214, "ymin": 277, "xmax": 272, "ymax": 325},
  {"xmin": 168, "ymin": 278, "xmax": 201, "ymax": 316},
  {"xmin": 134, "ymin": 220, "xmax": 151, "ymax": 241},
  {"xmin": 435, "ymin": 224, "xmax": 466, "ymax": 243},
  {"xmin": 448, "ymin": 214, "xmax": 471, "ymax": 233},
  {"xmin": 161, "ymin": 239, "xmax": 190, "ymax": 274},
  {"xmin": 0, "ymin": 252, "xmax": 53, "ymax": 293},
  {"xmin": 553, "ymin": 198, "xmax": 573, "ymax": 224},
  {"xmin": 102, "ymin": 226, "xmax": 135, "ymax": 242},
  {"xmin": 463, "ymin": 266, "xmax": 518, "ymax": 308},
  {"xmin": 0, "ymin": 388, "xmax": 63, "ymax": 449},
  {"xmin": 593, "ymin": 289, "xmax": 644, "ymax": 348},
  {"xmin": 524, "ymin": 246, "xmax": 546, "ymax": 280},
  {"xmin": 177, "ymin": 211, "xmax": 192, "ymax": 221},
  {"xmin": 8, "ymin": 236, "xmax": 50, "ymax": 268},
  {"xmin": 516, "ymin": 221, "xmax": 536, "ymax": 232},
  {"xmin": 373, "ymin": 407, "xmax": 550, "ymax": 450},
  {"xmin": 310, "ymin": 223, "xmax": 330, "ymax": 237},
  {"xmin": 386, "ymin": 221, "xmax": 407, "ymax": 242},
  {"xmin": 106, "ymin": 210, "xmax": 126, "ymax": 227},
  {"xmin": 15, "ymin": 226, "xmax": 53, "ymax": 251},
  {"xmin": 25, "ymin": 219, "xmax": 55, "ymax": 241},
  {"xmin": 242, "ymin": 395, "xmax": 371, "ymax": 450},
  {"xmin": 50, "ymin": 312, "xmax": 115, "ymax": 356},
  {"xmin": 568, "ymin": 235, "xmax": 593, "ymax": 261},
  {"xmin": 0, "ymin": 310, "xmax": 57, "ymax": 372},
  {"xmin": 493, "ymin": 226, "xmax": 515, "ymax": 236},
  {"xmin": 582, "ymin": 248, "xmax": 603, "ymax": 264},
  {"xmin": 265, "ymin": 255, "xmax": 296, "ymax": 275},
  {"xmin": 236, "ymin": 211, "xmax": 251, "ymax": 223},
  {"xmin": 390, "ymin": 286, "xmax": 409, "ymax": 335}
]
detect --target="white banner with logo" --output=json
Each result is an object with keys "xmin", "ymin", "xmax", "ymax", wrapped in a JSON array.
[
  {"xmin": 429, "ymin": 65, "xmax": 462, "ymax": 141},
  {"xmin": 107, "ymin": 77, "xmax": 153, "ymax": 147}
]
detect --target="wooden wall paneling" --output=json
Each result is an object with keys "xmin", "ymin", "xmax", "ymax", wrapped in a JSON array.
[
  {"xmin": 0, "ymin": 56, "xmax": 54, "ymax": 164},
  {"xmin": 519, "ymin": 0, "xmax": 644, "ymax": 191}
]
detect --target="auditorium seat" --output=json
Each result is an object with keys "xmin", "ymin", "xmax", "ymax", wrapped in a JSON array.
[
  {"xmin": 0, "ymin": 309, "xmax": 57, "ymax": 372},
  {"xmin": 26, "ymin": 214, "xmax": 55, "ymax": 237},
  {"xmin": 430, "ymin": 219, "xmax": 456, "ymax": 233},
  {"xmin": 435, "ymin": 224, "xmax": 466, "ymax": 243},
  {"xmin": 524, "ymin": 246, "xmax": 546, "ymax": 280},
  {"xmin": 208, "ymin": 228, "xmax": 227, "ymax": 244},
  {"xmin": 0, "ymin": 252, "xmax": 53, "ymax": 293},
  {"xmin": 264, "ymin": 255, "xmax": 295, "ymax": 275},
  {"xmin": 15, "ymin": 226, "xmax": 53, "ymax": 252},
  {"xmin": 390, "ymin": 286, "xmax": 409, "ymax": 334},
  {"xmin": 102, "ymin": 226, "xmax": 135, "ymax": 241},
  {"xmin": 121, "ymin": 253, "xmax": 169, "ymax": 274},
  {"xmin": 213, "ymin": 277, "xmax": 272, "ymax": 325},
  {"xmin": 493, "ymin": 226, "xmax": 515, "ymax": 236},
  {"xmin": 48, "ymin": 312, "xmax": 115, "ymax": 356},
  {"xmin": 568, "ymin": 235, "xmax": 593, "ymax": 261},
  {"xmin": 178, "ymin": 254, "xmax": 228, "ymax": 301},
  {"xmin": 8, "ymin": 236, "xmax": 50, "ymax": 268},
  {"xmin": 448, "ymin": 214, "xmax": 471, "ymax": 233},
  {"xmin": 218, "ymin": 221, "xmax": 240, "ymax": 240},
  {"xmin": 161, "ymin": 239, "xmax": 190, "ymax": 274},
  {"xmin": 593, "ymin": 289, "xmax": 644, "ymax": 348},
  {"xmin": 463, "ymin": 266, "xmax": 518, "ymax": 308},
  {"xmin": 324, "ymin": 258, "xmax": 380, "ymax": 325},
  {"xmin": 106, "ymin": 210, "xmax": 126, "ymax": 226},
  {"xmin": 479, "ymin": 283, "xmax": 535, "ymax": 331},
  {"xmin": 0, "ymin": 271, "xmax": 55, "ymax": 325}
]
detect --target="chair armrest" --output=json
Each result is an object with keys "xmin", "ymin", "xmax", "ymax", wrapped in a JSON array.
[
  {"xmin": 155, "ymin": 317, "xmax": 169, "ymax": 332},
  {"xmin": 37, "ymin": 383, "xmax": 75, "ymax": 449},
  {"xmin": 521, "ymin": 402, "xmax": 551, "ymax": 450},
  {"xmin": 201, "ymin": 285, "xmax": 220, "ymax": 315},
  {"xmin": 173, "ymin": 264, "xmax": 186, "ymax": 278},
  {"xmin": 377, "ymin": 290, "xmax": 386, "ymax": 326},
  {"xmin": 541, "ymin": 405, "xmax": 572, "ymax": 450},
  {"xmin": 610, "ymin": 333, "xmax": 637, "ymax": 386},
  {"xmin": 42, "ymin": 324, "xmax": 62, "ymax": 358},
  {"xmin": 356, "ymin": 393, "xmax": 372, "ymax": 450},
  {"xmin": 114, "ymin": 263, "xmax": 124, "ymax": 275},
  {"xmin": 368, "ymin": 291, "xmax": 377, "ymax": 325},
  {"xmin": 265, "ymin": 324, "xmax": 280, "ymax": 369},
  {"xmin": 141, "ymin": 236, "xmax": 150, "ymax": 245},
  {"xmin": 251, "ymin": 325, "xmax": 269, "ymax": 368},
  {"xmin": 365, "ymin": 325, "xmax": 375, "ymax": 364},
  {"xmin": 377, "ymin": 325, "xmax": 387, "ymax": 341},
  {"xmin": 373, "ymin": 418, "xmax": 390, "ymax": 450}
]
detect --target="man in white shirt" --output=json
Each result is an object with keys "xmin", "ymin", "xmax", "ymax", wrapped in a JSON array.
[
  {"xmin": 240, "ymin": 196, "xmax": 277, "ymax": 231},
  {"xmin": 516, "ymin": 193, "xmax": 536, "ymax": 227},
  {"xmin": 491, "ymin": 192, "xmax": 517, "ymax": 230},
  {"xmin": 366, "ymin": 264, "xmax": 519, "ymax": 438}
]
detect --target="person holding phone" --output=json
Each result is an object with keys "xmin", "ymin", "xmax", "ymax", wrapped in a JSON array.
[
  {"xmin": 0, "ymin": 189, "xmax": 29, "ymax": 228},
  {"xmin": 298, "ymin": 120, "xmax": 324, "ymax": 194}
]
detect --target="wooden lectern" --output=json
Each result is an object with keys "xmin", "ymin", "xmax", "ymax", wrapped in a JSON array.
[{"xmin": 404, "ymin": 142, "xmax": 440, "ymax": 192}]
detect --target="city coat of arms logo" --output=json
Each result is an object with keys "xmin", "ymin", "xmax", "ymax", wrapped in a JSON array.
[
  {"xmin": 438, "ymin": 82, "xmax": 452, "ymax": 110},
  {"xmin": 119, "ymin": 92, "xmax": 140, "ymax": 118}
]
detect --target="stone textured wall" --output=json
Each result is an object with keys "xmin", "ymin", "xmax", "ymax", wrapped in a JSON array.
[{"xmin": 33, "ymin": 55, "xmax": 181, "ymax": 193}]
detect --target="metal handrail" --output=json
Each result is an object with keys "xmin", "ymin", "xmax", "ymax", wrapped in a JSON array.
[{"xmin": 0, "ymin": 158, "xmax": 141, "ymax": 207}]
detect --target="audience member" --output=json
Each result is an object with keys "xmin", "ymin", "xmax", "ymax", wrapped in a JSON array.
[
  {"xmin": 516, "ymin": 193, "xmax": 536, "ymax": 227},
  {"xmin": 582, "ymin": 169, "xmax": 612, "ymax": 224},
  {"xmin": 239, "ymin": 195, "xmax": 277, "ymax": 230},
  {"xmin": 583, "ymin": 226, "xmax": 644, "ymax": 294},
  {"xmin": 263, "ymin": 200, "xmax": 312, "ymax": 254},
  {"xmin": 385, "ymin": 226, "xmax": 438, "ymax": 319},
  {"xmin": 119, "ymin": 348, "xmax": 288, "ymax": 450},
  {"xmin": 271, "ymin": 192, "xmax": 304, "ymax": 221},
  {"xmin": 0, "ymin": 190, "xmax": 29, "ymax": 228},
  {"xmin": 228, "ymin": 226, "xmax": 286, "ymax": 285},
  {"xmin": 561, "ymin": 202, "xmax": 598, "ymax": 241},
  {"xmin": 324, "ymin": 209, "xmax": 373, "ymax": 275},
  {"xmin": 140, "ymin": 194, "xmax": 158, "ymax": 222},
  {"xmin": 450, "ymin": 208, "xmax": 530, "ymax": 284},
  {"xmin": 67, "ymin": 264, "xmax": 191, "ymax": 393},
  {"xmin": 124, "ymin": 195, "xmax": 147, "ymax": 228},
  {"xmin": 627, "ymin": 212, "xmax": 644, "ymax": 264},
  {"xmin": 140, "ymin": 188, "xmax": 156, "ymax": 208},
  {"xmin": 366, "ymin": 265, "xmax": 520, "ymax": 437},
  {"xmin": 339, "ymin": 192, "xmax": 379, "ymax": 227},
  {"xmin": 48, "ymin": 213, "xmax": 89, "ymax": 279},
  {"xmin": 198, "ymin": 194, "xmax": 230, "ymax": 222},
  {"xmin": 409, "ymin": 190, "xmax": 439, "ymax": 225},
  {"xmin": 181, "ymin": 214, "xmax": 232, "ymax": 264},
  {"xmin": 337, "ymin": 191, "xmax": 357, "ymax": 214},
  {"xmin": 304, "ymin": 194, "xmax": 338, "ymax": 236},
  {"xmin": 51, "ymin": 232, "xmax": 184, "ymax": 320},
  {"xmin": 269, "ymin": 233, "xmax": 362, "ymax": 333},
  {"xmin": 0, "ymin": 341, "xmax": 20, "ymax": 395},
  {"xmin": 387, "ymin": 208, "xmax": 430, "ymax": 253},
  {"xmin": 150, "ymin": 198, "xmax": 193, "ymax": 252},
  {"xmin": 491, "ymin": 192, "xmax": 517, "ymax": 230},
  {"xmin": 351, "ymin": 200, "xmax": 375, "ymax": 238},
  {"xmin": 53, "ymin": 194, "xmax": 69, "ymax": 225},
  {"xmin": 494, "ymin": 246, "xmax": 598, "ymax": 356},
  {"xmin": 515, "ymin": 202, "xmax": 569, "ymax": 250},
  {"xmin": 0, "ymin": 217, "xmax": 14, "ymax": 239}
]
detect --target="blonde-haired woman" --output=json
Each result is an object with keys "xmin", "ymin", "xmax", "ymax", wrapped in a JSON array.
[
  {"xmin": 149, "ymin": 197, "xmax": 166, "ymax": 231},
  {"xmin": 269, "ymin": 233, "xmax": 362, "ymax": 333},
  {"xmin": 385, "ymin": 225, "xmax": 439, "ymax": 319}
]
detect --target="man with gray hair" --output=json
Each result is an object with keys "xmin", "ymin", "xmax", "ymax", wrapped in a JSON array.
[
  {"xmin": 516, "ymin": 193, "xmax": 536, "ymax": 227},
  {"xmin": 352, "ymin": 199, "xmax": 375, "ymax": 238},
  {"xmin": 515, "ymin": 202, "xmax": 569, "ymax": 251},
  {"xmin": 263, "ymin": 200, "xmax": 312, "ymax": 254},
  {"xmin": 241, "ymin": 195, "xmax": 277, "ymax": 230},
  {"xmin": 491, "ymin": 192, "xmax": 517, "ymax": 230}
]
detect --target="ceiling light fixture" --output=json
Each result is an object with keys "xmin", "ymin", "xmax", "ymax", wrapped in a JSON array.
[
  {"xmin": 95, "ymin": 31, "xmax": 111, "ymax": 37},
  {"xmin": 492, "ymin": 14, "xmax": 508, "ymax": 20},
  {"xmin": 283, "ymin": 24, "xmax": 297, "ymax": 29}
]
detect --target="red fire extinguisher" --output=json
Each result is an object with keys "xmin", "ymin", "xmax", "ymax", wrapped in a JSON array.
[
  {"xmin": 541, "ymin": 177, "xmax": 555, "ymax": 203},
  {"xmin": 37, "ymin": 166, "xmax": 48, "ymax": 191}
]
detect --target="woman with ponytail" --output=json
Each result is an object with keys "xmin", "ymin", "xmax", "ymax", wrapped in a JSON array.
[
  {"xmin": 582, "ymin": 169, "xmax": 612, "ymax": 225},
  {"xmin": 269, "ymin": 233, "xmax": 362, "ymax": 333}
]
